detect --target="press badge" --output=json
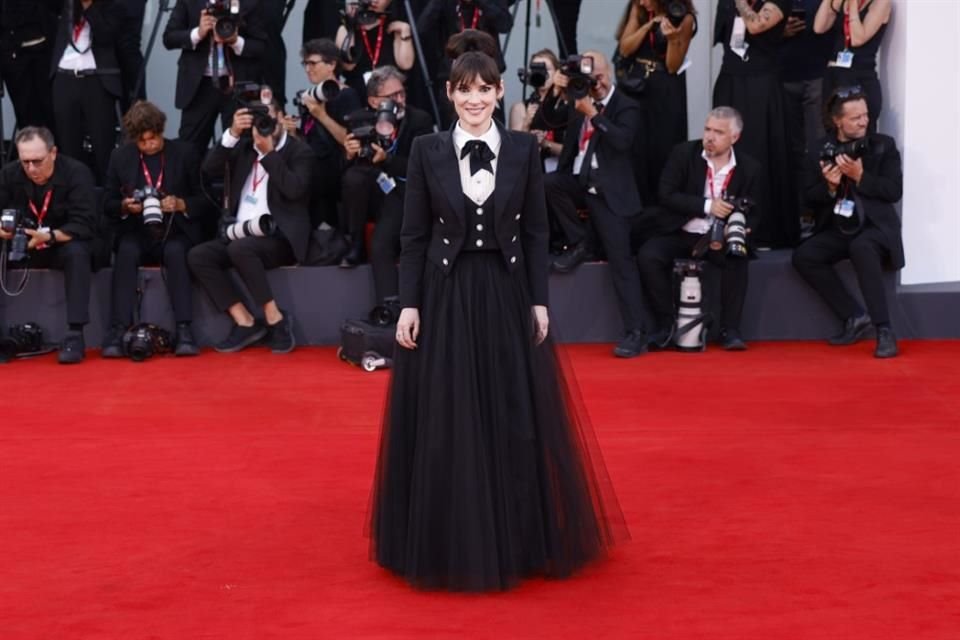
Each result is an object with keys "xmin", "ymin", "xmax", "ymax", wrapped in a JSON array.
[
  {"xmin": 363, "ymin": 70, "xmax": 373, "ymax": 87},
  {"xmin": 730, "ymin": 17, "xmax": 749, "ymax": 59},
  {"xmin": 834, "ymin": 199, "xmax": 855, "ymax": 218},
  {"xmin": 834, "ymin": 50, "xmax": 854, "ymax": 68},
  {"xmin": 243, "ymin": 193, "xmax": 259, "ymax": 205},
  {"xmin": 376, "ymin": 172, "xmax": 396, "ymax": 194}
]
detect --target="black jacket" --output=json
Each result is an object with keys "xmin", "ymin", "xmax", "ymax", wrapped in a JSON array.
[
  {"xmin": 347, "ymin": 104, "xmax": 435, "ymax": 180},
  {"xmin": 49, "ymin": 0, "xmax": 123, "ymax": 98},
  {"xmin": 803, "ymin": 132, "xmax": 904, "ymax": 269},
  {"xmin": 162, "ymin": 0, "xmax": 267, "ymax": 110},
  {"xmin": 649, "ymin": 140, "xmax": 766, "ymax": 235},
  {"xmin": 417, "ymin": 0, "xmax": 513, "ymax": 73},
  {"xmin": 103, "ymin": 139, "xmax": 210, "ymax": 245},
  {"xmin": 399, "ymin": 127, "xmax": 549, "ymax": 308},
  {"xmin": 202, "ymin": 133, "xmax": 314, "ymax": 263},
  {"xmin": 0, "ymin": 154, "xmax": 97, "ymax": 240},
  {"xmin": 556, "ymin": 87, "xmax": 643, "ymax": 218},
  {"xmin": 0, "ymin": 0, "xmax": 61, "ymax": 53}
]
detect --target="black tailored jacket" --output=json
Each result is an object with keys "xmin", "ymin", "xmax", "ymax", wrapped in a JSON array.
[
  {"xmin": 202, "ymin": 134, "xmax": 314, "ymax": 264},
  {"xmin": 556, "ymin": 87, "xmax": 643, "ymax": 218},
  {"xmin": 803, "ymin": 133, "xmax": 904, "ymax": 269},
  {"xmin": 0, "ymin": 0, "xmax": 61, "ymax": 52},
  {"xmin": 647, "ymin": 140, "xmax": 766, "ymax": 235},
  {"xmin": 103, "ymin": 139, "xmax": 210, "ymax": 245},
  {"xmin": 0, "ymin": 154, "xmax": 96, "ymax": 240},
  {"xmin": 398, "ymin": 127, "xmax": 549, "ymax": 308},
  {"xmin": 346, "ymin": 105, "xmax": 434, "ymax": 180},
  {"xmin": 162, "ymin": 0, "xmax": 267, "ymax": 110},
  {"xmin": 49, "ymin": 0, "xmax": 123, "ymax": 98}
]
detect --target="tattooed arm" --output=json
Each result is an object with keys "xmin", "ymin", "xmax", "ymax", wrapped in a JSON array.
[{"xmin": 734, "ymin": 0, "xmax": 786, "ymax": 35}]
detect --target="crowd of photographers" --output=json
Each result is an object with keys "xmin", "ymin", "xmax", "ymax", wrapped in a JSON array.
[{"xmin": 0, "ymin": 0, "xmax": 901, "ymax": 363}]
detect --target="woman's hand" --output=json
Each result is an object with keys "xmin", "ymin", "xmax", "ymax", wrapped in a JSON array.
[
  {"xmin": 532, "ymin": 305, "xmax": 549, "ymax": 345},
  {"xmin": 396, "ymin": 307, "xmax": 420, "ymax": 349}
]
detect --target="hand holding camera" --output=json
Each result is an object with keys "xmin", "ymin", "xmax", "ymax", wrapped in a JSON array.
[
  {"xmin": 160, "ymin": 196, "xmax": 186, "ymax": 214},
  {"xmin": 0, "ymin": 228, "xmax": 13, "ymax": 241},
  {"xmin": 229, "ymin": 108, "xmax": 255, "ymax": 137},
  {"xmin": 709, "ymin": 197, "xmax": 736, "ymax": 219},
  {"xmin": 197, "ymin": 10, "xmax": 217, "ymax": 39},
  {"xmin": 834, "ymin": 154, "xmax": 864, "ymax": 183},
  {"xmin": 820, "ymin": 161, "xmax": 843, "ymax": 190},
  {"xmin": 122, "ymin": 197, "xmax": 144, "ymax": 215},
  {"xmin": 24, "ymin": 228, "xmax": 54, "ymax": 250}
]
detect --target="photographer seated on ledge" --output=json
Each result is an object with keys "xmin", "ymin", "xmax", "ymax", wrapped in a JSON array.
[
  {"xmin": 636, "ymin": 107, "xmax": 762, "ymax": 351},
  {"xmin": 338, "ymin": 66, "xmax": 433, "ymax": 305},
  {"xmin": 188, "ymin": 94, "xmax": 313, "ymax": 353},
  {"xmin": 792, "ymin": 86, "xmax": 903, "ymax": 358},
  {"xmin": 102, "ymin": 101, "xmax": 209, "ymax": 358},
  {"xmin": 0, "ymin": 127, "xmax": 97, "ymax": 364}
]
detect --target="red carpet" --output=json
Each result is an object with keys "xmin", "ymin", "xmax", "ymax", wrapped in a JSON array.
[{"xmin": 1, "ymin": 342, "xmax": 958, "ymax": 639}]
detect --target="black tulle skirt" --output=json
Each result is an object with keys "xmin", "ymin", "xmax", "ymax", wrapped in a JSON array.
[{"xmin": 369, "ymin": 252, "xmax": 627, "ymax": 591}]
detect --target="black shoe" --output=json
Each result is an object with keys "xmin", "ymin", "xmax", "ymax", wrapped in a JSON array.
[
  {"xmin": 551, "ymin": 242, "xmax": 590, "ymax": 273},
  {"xmin": 648, "ymin": 326, "xmax": 674, "ymax": 351},
  {"xmin": 339, "ymin": 245, "xmax": 365, "ymax": 269},
  {"xmin": 828, "ymin": 313, "xmax": 872, "ymax": 346},
  {"xmin": 613, "ymin": 329, "xmax": 648, "ymax": 358},
  {"xmin": 874, "ymin": 326, "xmax": 898, "ymax": 358},
  {"xmin": 174, "ymin": 323, "xmax": 200, "ymax": 357},
  {"xmin": 264, "ymin": 311, "xmax": 296, "ymax": 354},
  {"xmin": 58, "ymin": 331, "xmax": 86, "ymax": 364},
  {"xmin": 101, "ymin": 325, "xmax": 126, "ymax": 358},
  {"xmin": 720, "ymin": 328, "xmax": 748, "ymax": 351},
  {"xmin": 214, "ymin": 322, "xmax": 267, "ymax": 353}
]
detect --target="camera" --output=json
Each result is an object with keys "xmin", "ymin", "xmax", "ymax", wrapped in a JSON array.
[
  {"xmin": 1, "ymin": 208, "xmax": 35, "ymax": 263},
  {"xmin": 293, "ymin": 79, "xmax": 341, "ymax": 109},
  {"xmin": 0, "ymin": 322, "xmax": 47, "ymax": 363},
  {"xmin": 666, "ymin": 1, "xmax": 690, "ymax": 28},
  {"xmin": 706, "ymin": 196, "xmax": 754, "ymax": 256},
  {"xmin": 223, "ymin": 213, "xmax": 275, "ymax": 242},
  {"xmin": 559, "ymin": 55, "xmax": 597, "ymax": 101},
  {"xmin": 346, "ymin": 100, "xmax": 399, "ymax": 160},
  {"xmin": 131, "ymin": 186, "xmax": 165, "ymax": 226},
  {"xmin": 122, "ymin": 323, "xmax": 173, "ymax": 362},
  {"xmin": 369, "ymin": 296, "xmax": 402, "ymax": 327},
  {"xmin": 207, "ymin": 0, "xmax": 241, "ymax": 41},
  {"xmin": 820, "ymin": 138, "xmax": 869, "ymax": 164},
  {"xmin": 517, "ymin": 61, "xmax": 549, "ymax": 89},
  {"xmin": 234, "ymin": 82, "xmax": 278, "ymax": 137},
  {"xmin": 346, "ymin": 0, "xmax": 383, "ymax": 29}
]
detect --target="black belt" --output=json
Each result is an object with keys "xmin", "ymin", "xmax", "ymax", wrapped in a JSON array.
[{"xmin": 56, "ymin": 67, "xmax": 120, "ymax": 77}]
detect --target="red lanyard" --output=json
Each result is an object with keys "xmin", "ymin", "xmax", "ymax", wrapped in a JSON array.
[
  {"xmin": 578, "ymin": 103, "xmax": 603, "ymax": 151},
  {"xmin": 251, "ymin": 161, "xmax": 267, "ymax": 193},
  {"xmin": 843, "ymin": 0, "xmax": 866, "ymax": 49},
  {"xmin": 140, "ymin": 154, "xmax": 165, "ymax": 192},
  {"xmin": 706, "ymin": 163, "xmax": 735, "ymax": 199},
  {"xmin": 457, "ymin": 3, "xmax": 481, "ymax": 31},
  {"xmin": 358, "ymin": 16, "xmax": 387, "ymax": 68},
  {"xmin": 29, "ymin": 190, "xmax": 54, "ymax": 226},
  {"xmin": 73, "ymin": 18, "xmax": 86, "ymax": 44}
]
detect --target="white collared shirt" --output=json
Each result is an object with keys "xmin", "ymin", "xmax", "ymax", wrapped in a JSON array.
[
  {"xmin": 190, "ymin": 28, "xmax": 246, "ymax": 77},
  {"xmin": 452, "ymin": 120, "xmax": 501, "ymax": 206},
  {"xmin": 683, "ymin": 147, "xmax": 738, "ymax": 235},
  {"xmin": 58, "ymin": 21, "xmax": 96, "ymax": 71},
  {"xmin": 221, "ymin": 129, "xmax": 288, "ymax": 223},
  {"xmin": 572, "ymin": 84, "xmax": 616, "ymax": 178}
]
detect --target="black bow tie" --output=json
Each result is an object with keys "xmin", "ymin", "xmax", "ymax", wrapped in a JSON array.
[{"xmin": 460, "ymin": 139, "xmax": 496, "ymax": 176}]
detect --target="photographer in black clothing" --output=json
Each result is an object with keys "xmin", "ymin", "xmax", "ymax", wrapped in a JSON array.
[
  {"xmin": 163, "ymin": 0, "xmax": 267, "ymax": 153},
  {"xmin": 792, "ymin": 86, "xmax": 902, "ymax": 358},
  {"xmin": 283, "ymin": 38, "xmax": 363, "ymax": 229},
  {"xmin": 338, "ymin": 66, "xmax": 433, "ymax": 307},
  {"xmin": 335, "ymin": 0, "xmax": 414, "ymax": 99},
  {"xmin": 636, "ymin": 108, "xmax": 763, "ymax": 351},
  {"xmin": 0, "ymin": 127, "xmax": 97, "ymax": 364},
  {"xmin": 102, "ymin": 101, "xmax": 209, "ymax": 358},
  {"xmin": 0, "ymin": 0, "xmax": 60, "ymax": 132}
]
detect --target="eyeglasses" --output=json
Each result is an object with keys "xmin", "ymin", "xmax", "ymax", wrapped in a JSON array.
[
  {"xmin": 19, "ymin": 155, "xmax": 49, "ymax": 168},
  {"xmin": 375, "ymin": 89, "xmax": 406, "ymax": 101},
  {"xmin": 301, "ymin": 59, "xmax": 331, "ymax": 68}
]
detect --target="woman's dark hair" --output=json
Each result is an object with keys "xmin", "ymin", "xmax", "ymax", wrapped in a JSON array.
[
  {"xmin": 448, "ymin": 50, "xmax": 501, "ymax": 90},
  {"xmin": 615, "ymin": 0, "xmax": 697, "ymax": 41},
  {"xmin": 445, "ymin": 29, "xmax": 499, "ymax": 61},
  {"xmin": 122, "ymin": 101, "xmax": 167, "ymax": 141},
  {"xmin": 824, "ymin": 85, "xmax": 867, "ymax": 130}
]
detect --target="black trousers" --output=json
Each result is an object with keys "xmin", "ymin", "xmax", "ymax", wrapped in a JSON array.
[
  {"xmin": 782, "ymin": 78, "xmax": 824, "ymax": 218},
  {"xmin": 187, "ymin": 235, "xmax": 295, "ymax": 312},
  {"xmin": 545, "ymin": 172, "xmax": 646, "ymax": 333},
  {"xmin": 341, "ymin": 163, "xmax": 405, "ymax": 301},
  {"xmin": 178, "ymin": 80, "xmax": 237, "ymax": 155},
  {"xmin": 52, "ymin": 72, "xmax": 118, "ymax": 184},
  {"xmin": 23, "ymin": 241, "xmax": 93, "ymax": 326},
  {"xmin": 546, "ymin": 0, "xmax": 582, "ymax": 56},
  {"xmin": 1, "ymin": 45, "xmax": 56, "ymax": 131},
  {"xmin": 636, "ymin": 231, "xmax": 749, "ymax": 333},
  {"xmin": 792, "ymin": 224, "xmax": 891, "ymax": 326},
  {"xmin": 111, "ymin": 230, "xmax": 193, "ymax": 326}
]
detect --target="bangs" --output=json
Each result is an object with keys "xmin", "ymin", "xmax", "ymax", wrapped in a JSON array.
[{"xmin": 449, "ymin": 51, "xmax": 501, "ymax": 90}]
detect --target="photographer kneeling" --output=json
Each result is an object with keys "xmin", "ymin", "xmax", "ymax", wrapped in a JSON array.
[
  {"xmin": 338, "ymin": 66, "xmax": 433, "ymax": 309},
  {"xmin": 792, "ymin": 86, "xmax": 902, "ymax": 358},
  {"xmin": 102, "ymin": 101, "xmax": 208, "ymax": 358},
  {"xmin": 636, "ymin": 107, "xmax": 763, "ymax": 350},
  {"xmin": 188, "ymin": 91, "xmax": 313, "ymax": 353},
  {"xmin": 0, "ymin": 127, "xmax": 97, "ymax": 364}
]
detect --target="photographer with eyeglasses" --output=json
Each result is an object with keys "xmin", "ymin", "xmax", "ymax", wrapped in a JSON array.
[{"xmin": 792, "ymin": 86, "xmax": 902, "ymax": 358}]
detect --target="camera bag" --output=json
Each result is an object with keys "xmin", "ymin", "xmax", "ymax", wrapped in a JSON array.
[{"xmin": 338, "ymin": 318, "xmax": 395, "ymax": 372}]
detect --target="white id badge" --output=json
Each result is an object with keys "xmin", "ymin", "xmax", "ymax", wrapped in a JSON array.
[
  {"xmin": 363, "ymin": 70, "xmax": 373, "ymax": 86},
  {"xmin": 834, "ymin": 199, "xmax": 855, "ymax": 218},
  {"xmin": 376, "ymin": 172, "xmax": 396, "ymax": 194},
  {"xmin": 730, "ymin": 17, "xmax": 748, "ymax": 57},
  {"xmin": 835, "ymin": 50, "xmax": 854, "ymax": 69},
  {"xmin": 243, "ymin": 193, "xmax": 259, "ymax": 206}
]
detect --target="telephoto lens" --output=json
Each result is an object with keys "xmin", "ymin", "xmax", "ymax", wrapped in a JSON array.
[
  {"xmin": 725, "ymin": 212, "xmax": 748, "ymax": 258},
  {"xmin": 225, "ymin": 214, "xmax": 276, "ymax": 241}
]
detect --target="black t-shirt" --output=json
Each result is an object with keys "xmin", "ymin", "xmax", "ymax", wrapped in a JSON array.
[{"xmin": 299, "ymin": 86, "xmax": 363, "ymax": 161}]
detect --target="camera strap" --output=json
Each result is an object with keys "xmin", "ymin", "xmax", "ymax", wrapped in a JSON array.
[
  {"xmin": 706, "ymin": 164, "xmax": 735, "ymax": 200},
  {"xmin": 457, "ymin": 3, "xmax": 481, "ymax": 31},
  {"xmin": 358, "ymin": 16, "xmax": 387, "ymax": 68},
  {"xmin": 140, "ymin": 153, "xmax": 165, "ymax": 192}
]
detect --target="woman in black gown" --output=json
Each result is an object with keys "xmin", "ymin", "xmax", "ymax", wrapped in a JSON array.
[
  {"xmin": 814, "ymin": 0, "xmax": 891, "ymax": 134},
  {"xmin": 713, "ymin": 0, "xmax": 795, "ymax": 247},
  {"xmin": 369, "ymin": 51, "xmax": 627, "ymax": 592},
  {"xmin": 616, "ymin": 0, "xmax": 697, "ymax": 205}
]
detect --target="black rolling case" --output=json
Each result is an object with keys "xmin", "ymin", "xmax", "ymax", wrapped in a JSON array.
[{"xmin": 338, "ymin": 319, "xmax": 395, "ymax": 371}]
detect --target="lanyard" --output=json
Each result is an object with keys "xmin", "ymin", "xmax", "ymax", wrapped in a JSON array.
[
  {"xmin": 578, "ymin": 104, "xmax": 604, "ymax": 151},
  {"xmin": 140, "ymin": 153, "xmax": 165, "ymax": 192},
  {"xmin": 843, "ymin": 0, "xmax": 866, "ymax": 49},
  {"xmin": 73, "ymin": 17, "xmax": 86, "ymax": 44},
  {"xmin": 706, "ymin": 163, "xmax": 735, "ymax": 199},
  {"xmin": 457, "ymin": 3, "xmax": 481, "ymax": 31},
  {"xmin": 251, "ymin": 161, "xmax": 267, "ymax": 193},
  {"xmin": 29, "ymin": 189, "xmax": 54, "ymax": 226},
  {"xmin": 358, "ymin": 16, "xmax": 387, "ymax": 68}
]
